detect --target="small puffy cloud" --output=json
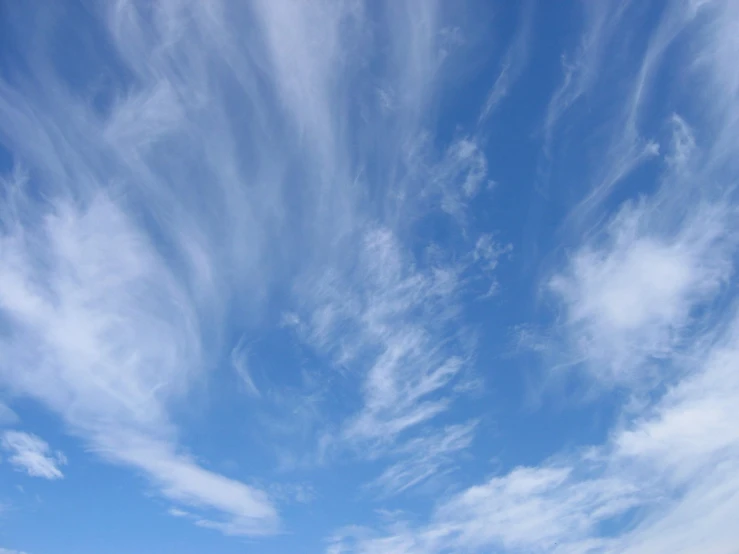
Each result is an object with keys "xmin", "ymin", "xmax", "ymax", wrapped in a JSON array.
[
  {"xmin": 434, "ymin": 138, "xmax": 490, "ymax": 221},
  {"xmin": 167, "ymin": 508, "xmax": 192, "ymax": 518},
  {"xmin": 1, "ymin": 431, "xmax": 66, "ymax": 480},
  {"xmin": 548, "ymin": 200, "xmax": 733, "ymax": 383}
]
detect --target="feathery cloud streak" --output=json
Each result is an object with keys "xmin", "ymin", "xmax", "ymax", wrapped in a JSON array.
[
  {"xmin": 2, "ymin": 0, "xmax": 737, "ymax": 551},
  {"xmin": 0, "ymin": 0, "xmax": 499, "ymax": 536},
  {"xmin": 1, "ymin": 431, "xmax": 66, "ymax": 480},
  {"xmin": 329, "ymin": 0, "xmax": 739, "ymax": 552}
]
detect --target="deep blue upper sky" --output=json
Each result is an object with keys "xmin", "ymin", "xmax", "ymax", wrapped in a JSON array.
[{"xmin": 1, "ymin": 1, "xmax": 739, "ymax": 553}]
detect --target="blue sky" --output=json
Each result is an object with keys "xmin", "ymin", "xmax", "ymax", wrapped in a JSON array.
[{"xmin": 1, "ymin": 1, "xmax": 738, "ymax": 553}]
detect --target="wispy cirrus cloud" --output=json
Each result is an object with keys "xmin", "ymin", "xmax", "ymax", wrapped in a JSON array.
[
  {"xmin": 366, "ymin": 421, "xmax": 477, "ymax": 498},
  {"xmin": 478, "ymin": 0, "xmax": 534, "ymax": 124},
  {"xmin": 231, "ymin": 337, "xmax": 261, "ymax": 398},
  {"xmin": 329, "ymin": 307, "xmax": 739, "ymax": 553},
  {"xmin": 328, "ymin": 0, "xmax": 739, "ymax": 552},
  {"xmin": 4, "ymin": 0, "xmax": 735, "ymax": 550},
  {"xmin": 0, "ymin": 403, "xmax": 18, "ymax": 426},
  {"xmin": 247, "ymin": 1, "xmax": 504, "ymax": 475},
  {"xmin": 547, "ymin": 5, "xmax": 739, "ymax": 388},
  {"xmin": 1, "ymin": 431, "xmax": 66, "ymax": 480},
  {"xmin": 0, "ymin": 0, "xmax": 502, "ymax": 537},
  {"xmin": 0, "ymin": 0, "xmax": 291, "ymax": 535},
  {"xmin": 289, "ymin": 226, "xmax": 473, "ymax": 447},
  {"xmin": 543, "ymin": 0, "xmax": 632, "ymax": 149}
]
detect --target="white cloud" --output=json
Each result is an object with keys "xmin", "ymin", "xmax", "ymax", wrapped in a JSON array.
[
  {"xmin": 545, "ymin": 6, "xmax": 739, "ymax": 385},
  {"xmin": 267, "ymin": 482, "xmax": 316, "ymax": 506},
  {"xmin": 473, "ymin": 234, "xmax": 512, "ymax": 297},
  {"xmin": 96, "ymin": 431, "xmax": 278, "ymax": 536},
  {"xmin": 549, "ymin": 200, "xmax": 733, "ymax": 382},
  {"xmin": 329, "ymin": 308, "xmax": 739, "ymax": 553},
  {"xmin": 222, "ymin": 3, "xmax": 497, "ymax": 477},
  {"xmin": 0, "ymin": 0, "xmax": 293, "ymax": 535},
  {"xmin": 551, "ymin": 1, "xmax": 718, "ymax": 223},
  {"xmin": 231, "ymin": 337, "xmax": 260, "ymax": 398},
  {"xmin": 431, "ymin": 137, "xmax": 491, "ymax": 223},
  {"xmin": 6, "ymin": 0, "xmax": 735, "ymax": 550},
  {"xmin": 168, "ymin": 508, "xmax": 191, "ymax": 518},
  {"xmin": 478, "ymin": 0, "xmax": 533, "ymax": 123},
  {"xmin": 1, "ymin": 431, "xmax": 66, "ymax": 480},
  {"xmin": 367, "ymin": 421, "xmax": 477, "ymax": 497},
  {"xmin": 543, "ymin": 1, "xmax": 630, "ymax": 149},
  {"xmin": 0, "ymin": 186, "xmax": 277, "ymax": 531},
  {"xmin": 328, "ymin": 1, "xmax": 739, "ymax": 552},
  {"xmin": 292, "ymin": 227, "xmax": 473, "ymax": 451},
  {"xmin": 0, "ymin": 403, "xmax": 18, "ymax": 426},
  {"xmin": 542, "ymin": 1, "xmax": 739, "ymax": 385},
  {"xmin": 0, "ymin": 0, "xmax": 493, "ymax": 537}
]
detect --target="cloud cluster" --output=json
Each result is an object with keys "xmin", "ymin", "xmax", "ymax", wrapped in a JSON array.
[
  {"xmin": 329, "ymin": 0, "xmax": 739, "ymax": 552},
  {"xmin": 0, "ymin": 0, "xmax": 500, "ymax": 535},
  {"xmin": 1, "ymin": 0, "xmax": 737, "ymax": 550},
  {"xmin": 330, "ymin": 307, "xmax": 739, "ymax": 552}
]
